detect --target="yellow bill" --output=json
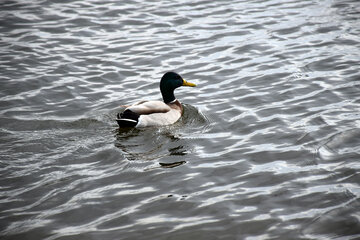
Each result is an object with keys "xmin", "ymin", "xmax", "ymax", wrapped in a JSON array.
[{"xmin": 182, "ymin": 79, "xmax": 197, "ymax": 87}]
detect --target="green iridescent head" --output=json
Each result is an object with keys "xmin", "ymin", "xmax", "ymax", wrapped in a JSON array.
[{"xmin": 160, "ymin": 72, "xmax": 196, "ymax": 103}]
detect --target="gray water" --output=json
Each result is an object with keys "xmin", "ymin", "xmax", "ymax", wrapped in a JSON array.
[{"xmin": 1, "ymin": 0, "xmax": 360, "ymax": 239}]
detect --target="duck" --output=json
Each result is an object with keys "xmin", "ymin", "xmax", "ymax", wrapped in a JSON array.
[{"xmin": 116, "ymin": 72, "xmax": 196, "ymax": 128}]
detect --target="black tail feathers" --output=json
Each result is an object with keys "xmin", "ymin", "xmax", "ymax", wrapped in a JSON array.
[{"xmin": 116, "ymin": 109, "xmax": 140, "ymax": 128}]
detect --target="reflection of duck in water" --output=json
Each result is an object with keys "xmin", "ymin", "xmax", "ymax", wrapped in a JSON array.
[{"xmin": 116, "ymin": 72, "xmax": 196, "ymax": 128}]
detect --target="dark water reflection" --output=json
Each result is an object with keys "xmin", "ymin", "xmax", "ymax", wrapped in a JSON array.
[{"xmin": 1, "ymin": 0, "xmax": 360, "ymax": 239}]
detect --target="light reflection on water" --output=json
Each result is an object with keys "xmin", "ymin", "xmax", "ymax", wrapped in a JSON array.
[{"xmin": 1, "ymin": 0, "xmax": 360, "ymax": 239}]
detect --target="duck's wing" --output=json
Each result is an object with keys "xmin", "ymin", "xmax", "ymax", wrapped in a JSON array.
[
  {"xmin": 117, "ymin": 100, "xmax": 181, "ymax": 128},
  {"xmin": 137, "ymin": 109, "xmax": 181, "ymax": 127},
  {"xmin": 126, "ymin": 100, "xmax": 171, "ymax": 115}
]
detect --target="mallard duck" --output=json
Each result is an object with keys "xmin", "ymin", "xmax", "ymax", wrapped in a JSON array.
[{"xmin": 116, "ymin": 72, "xmax": 196, "ymax": 128}]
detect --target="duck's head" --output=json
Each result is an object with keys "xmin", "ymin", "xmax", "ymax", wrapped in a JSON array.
[{"xmin": 160, "ymin": 72, "xmax": 196, "ymax": 103}]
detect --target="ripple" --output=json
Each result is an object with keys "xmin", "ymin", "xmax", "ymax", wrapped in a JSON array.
[
  {"xmin": 318, "ymin": 129, "xmax": 360, "ymax": 160},
  {"xmin": 1, "ymin": 0, "xmax": 360, "ymax": 239}
]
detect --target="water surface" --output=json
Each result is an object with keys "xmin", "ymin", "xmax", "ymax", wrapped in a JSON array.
[{"xmin": 1, "ymin": 0, "xmax": 360, "ymax": 239}]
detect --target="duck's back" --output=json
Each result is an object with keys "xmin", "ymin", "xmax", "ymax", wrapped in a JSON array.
[{"xmin": 128, "ymin": 100, "xmax": 171, "ymax": 115}]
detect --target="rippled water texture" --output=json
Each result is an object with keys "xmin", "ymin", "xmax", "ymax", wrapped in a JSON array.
[{"xmin": 1, "ymin": 0, "xmax": 360, "ymax": 239}]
